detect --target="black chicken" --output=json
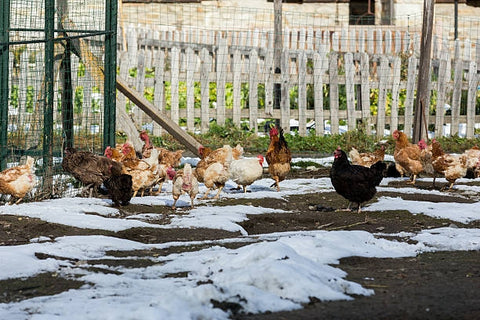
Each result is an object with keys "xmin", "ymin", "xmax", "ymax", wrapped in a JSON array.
[
  {"xmin": 104, "ymin": 174, "xmax": 133, "ymax": 206},
  {"xmin": 330, "ymin": 147, "xmax": 386, "ymax": 213},
  {"xmin": 62, "ymin": 147, "xmax": 123, "ymax": 198}
]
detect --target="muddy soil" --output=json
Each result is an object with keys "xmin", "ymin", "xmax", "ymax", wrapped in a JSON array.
[{"xmin": 1, "ymin": 167, "xmax": 480, "ymax": 318}]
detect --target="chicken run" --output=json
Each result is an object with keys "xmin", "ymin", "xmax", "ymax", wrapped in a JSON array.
[{"xmin": 1, "ymin": 127, "xmax": 480, "ymax": 210}]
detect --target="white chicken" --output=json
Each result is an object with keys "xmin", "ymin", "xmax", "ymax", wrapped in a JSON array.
[{"xmin": 229, "ymin": 155, "xmax": 264, "ymax": 193}]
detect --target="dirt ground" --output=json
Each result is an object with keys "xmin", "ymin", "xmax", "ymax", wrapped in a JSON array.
[{"xmin": 1, "ymin": 167, "xmax": 480, "ymax": 319}]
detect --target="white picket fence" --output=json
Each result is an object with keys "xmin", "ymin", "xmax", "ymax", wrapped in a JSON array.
[
  {"xmin": 118, "ymin": 26, "xmax": 480, "ymax": 138},
  {"xmin": 8, "ymin": 26, "xmax": 480, "ymax": 143}
]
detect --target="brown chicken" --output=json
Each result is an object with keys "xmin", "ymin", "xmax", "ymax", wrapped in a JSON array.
[
  {"xmin": 349, "ymin": 145, "xmax": 385, "ymax": 168},
  {"xmin": 119, "ymin": 143, "xmax": 161, "ymax": 197},
  {"xmin": 418, "ymin": 139, "xmax": 436, "ymax": 183},
  {"xmin": 170, "ymin": 164, "xmax": 199, "ymax": 209},
  {"xmin": 104, "ymin": 146, "xmax": 124, "ymax": 162},
  {"xmin": 139, "ymin": 131, "xmax": 184, "ymax": 166},
  {"xmin": 62, "ymin": 147, "xmax": 123, "ymax": 197},
  {"xmin": 201, "ymin": 145, "xmax": 233, "ymax": 199},
  {"xmin": 462, "ymin": 146, "xmax": 480, "ymax": 176},
  {"xmin": 194, "ymin": 144, "xmax": 243, "ymax": 184},
  {"xmin": 0, "ymin": 156, "xmax": 36, "ymax": 204},
  {"xmin": 266, "ymin": 127, "xmax": 291, "ymax": 191},
  {"xmin": 392, "ymin": 130, "xmax": 423, "ymax": 185},
  {"xmin": 431, "ymin": 140, "xmax": 467, "ymax": 190}
]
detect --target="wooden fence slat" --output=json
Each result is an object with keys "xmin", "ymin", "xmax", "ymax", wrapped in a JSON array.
[
  {"xmin": 404, "ymin": 56, "xmax": 418, "ymax": 137},
  {"xmin": 466, "ymin": 61, "xmax": 478, "ymax": 138},
  {"xmin": 186, "ymin": 47, "xmax": 196, "ymax": 132},
  {"xmin": 248, "ymin": 49, "xmax": 259, "ymax": 133},
  {"xmin": 313, "ymin": 48, "xmax": 327, "ymax": 136},
  {"xmin": 170, "ymin": 47, "xmax": 180, "ymax": 125},
  {"xmin": 376, "ymin": 56, "xmax": 389, "ymax": 138},
  {"xmin": 298, "ymin": 51, "xmax": 307, "ymax": 136},
  {"xmin": 344, "ymin": 52, "xmax": 356, "ymax": 130},
  {"xmin": 451, "ymin": 40, "xmax": 463, "ymax": 136},
  {"xmin": 232, "ymin": 50, "xmax": 242, "ymax": 126},
  {"xmin": 360, "ymin": 52, "xmax": 371, "ymax": 134},
  {"xmin": 200, "ymin": 48, "xmax": 211, "ymax": 134},
  {"xmin": 281, "ymin": 49, "xmax": 291, "ymax": 132},
  {"xmin": 216, "ymin": 37, "xmax": 228, "ymax": 126},
  {"xmin": 152, "ymin": 50, "xmax": 165, "ymax": 136},
  {"xmin": 264, "ymin": 45, "xmax": 274, "ymax": 116},
  {"xmin": 329, "ymin": 52, "xmax": 339, "ymax": 134},
  {"xmin": 390, "ymin": 56, "xmax": 401, "ymax": 132},
  {"xmin": 136, "ymin": 49, "xmax": 146, "ymax": 124},
  {"xmin": 435, "ymin": 50, "xmax": 449, "ymax": 137}
]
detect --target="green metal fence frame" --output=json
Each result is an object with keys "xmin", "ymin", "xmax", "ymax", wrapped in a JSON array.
[{"xmin": 0, "ymin": 1, "xmax": 10, "ymax": 170}]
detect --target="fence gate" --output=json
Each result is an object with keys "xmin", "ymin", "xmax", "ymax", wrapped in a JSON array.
[{"xmin": 0, "ymin": 0, "xmax": 117, "ymax": 199}]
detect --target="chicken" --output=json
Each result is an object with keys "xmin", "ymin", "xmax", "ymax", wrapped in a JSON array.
[
  {"xmin": 462, "ymin": 146, "xmax": 480, "ymax": 178},
  {"xmin": 103, "ymin": 174, "xmax": 133, "ymax": 206},
  {"xmin": 0, "ymin": 156, "xmax": 36, "ymax": 205},
  {"xmin": 229, "ymin": 155, "xmax": 265, "ymax": 193},
  {"xmin": 194, "ymin": 144, "xmax": 243, "ymax": 183},
  {"xmin": 201, "ymin": 145, "xmax": 233, "ymax": 199},
  {"xmin": 170, "ymin": 164, "xmax": 199, "ymax": 209},
  {"xmin": 475, "ymin": 158, "xmax": 480, "ymax": 178},
  {"xmin": 392, "ymin": 130, "xmax": 423, "ymax": 184},
  {"xmin": 104, "ymin": 146, "xmax": 124, "ymax": 162},
  {"xmin": 139, "ymin": 130, "xmax": 184, "ymax": 167},
  {"xmin": 349, "ymin": 145, "xmax": 385, "ymax": 167},
  {"xmin": 265, "ymin": 127, "xmax": 291, "ymax": 191},
  {"xmin": 330, "ymin": 147, "xmax": 386, "ymax": 213},
  {"xmin": 431, "ymin": 140, "xmax": 467, "ymax": 190},
  {"xmin": 417, "ymin": 139, "xmax": 437, "ymax": 186},
  {"xmin": 62, "ymin": 147, "xmax": 123, "ymax": 197},
  {"xmin": 120, "ymin": 145, "xmax": 161, "ymax": 197}
]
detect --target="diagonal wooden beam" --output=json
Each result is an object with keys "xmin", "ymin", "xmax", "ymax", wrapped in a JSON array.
[{"xmin": 116, "ymin": 76, "xmax": 202, "ymax": 157}]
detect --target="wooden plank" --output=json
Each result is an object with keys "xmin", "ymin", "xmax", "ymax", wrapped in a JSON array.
[
  {"xmin": 232, "ymin": 50, "xmax": 242, "ymax": 126},
  {"xmin": 404, "ymin": 55, "xmax": 418, "ymax": 137},
  {"xmin": 170, "ymin": 47, "xmax": 180, "ymax": 125},
  {"xmin": 329, "ymin": 52, "xmax": 339, "ymax": 134},
  {"xmin": 435, "ymin": 50, "xmax": 449, "ymax": 137},
  {"xmin": 186, "ymin": 47, "xmax": 196, "ymax": 132},
  {"xmin": 390, "ymin": 56, "xmax": 401, "ymax": 132},
  {"xmin": 116, "ymin": 76, "xmax": 202, "ymax": 156},
  {"xmin": 451, "ymin": 40, "xmax": 462, "ymax": 136},
  {"xmin": 216, "ymin": 37, "xmax": 228, "ymax": 126},
  {"xmin": 466, "ymin": 61, "xmax": 478, "ymax": 138},
  {"xmin": 248, "ymin": 49, "xmax": 259, "ymax": 133},
  {"xmin": 360, "ymin": 52, "xmax": 371, "ymax": 134},
  {"xmin": 385, "ymin": 30, "xmax": 392, "ymax": 55},
  {"xmin": 200, "ymin": 48, "xmax": 211, "ymax": 134},
  {"xmin": 341, "ymin": 29, "xmax": 347, "ymax": 52},
  {"xmin": 367, "ymin": 29, "xmax": 374, "ymax": 54},
  {"xmin": 344, "ymin": 52, "xmax": 356, "ymax": 130},
  {"xmin": 281, "ymin": 49, "xmax": 291, "ymax": 132},
  {"xmin": 313, "ymin": 47, "xmax": 327, "ymax": 136},
  {"xmin": 135, "ymin": 49, "xmax": 145, "ymax": 125},
  {"xmin": 298, "ymin": 51, "xmax": 307, "ymax": 136},
  {"xmin": 264, "ymin": 45, "xmax": 274, "ymax": 116},
  {"xmin": 152, "ymin": 50, "xmax": 165, "ymax": 136},
  {"xmin": 376, "ymin": 29, "xmax": 383, "ymax": 54},
  {"xmin": 376, "ymin": 56, "xmax": 389, "ymax": 138}
]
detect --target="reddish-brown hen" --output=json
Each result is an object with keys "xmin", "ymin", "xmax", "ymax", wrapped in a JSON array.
[
  {"xmin": 0, "ymin": 156, "xmax": 36, "ymax": 204},
  {"xmin": 431, "ymin": 140, "xmax": 467, "ymax": 190},
  {"xmin": 392, "ymin": 130, "xmax": 423, "ymax": 184},
  {"xmin": 266, "ymin": 127, "xmax": 291, "ymax": 191}
]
